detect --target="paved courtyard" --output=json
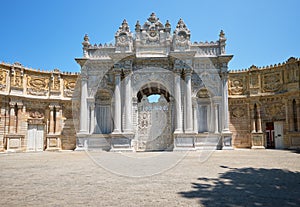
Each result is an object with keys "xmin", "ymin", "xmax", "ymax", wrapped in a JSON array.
[{"xmin": 0, "ymin": 149, "xmax": 299, "ymax": 207}]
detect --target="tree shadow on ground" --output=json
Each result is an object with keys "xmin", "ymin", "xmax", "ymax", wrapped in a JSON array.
[{"xmin": 178, "ymin": 166, "xmax": 300, "ymax": 207}]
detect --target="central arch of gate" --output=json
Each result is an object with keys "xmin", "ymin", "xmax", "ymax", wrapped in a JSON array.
[{"xmin": 136, "ymin": 82, "xmax": 173, "ymax": 151}]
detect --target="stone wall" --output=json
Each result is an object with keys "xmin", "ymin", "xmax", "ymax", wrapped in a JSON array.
[
  {"xmin": 0, "ymin": 62, "xmax": 78, "ymax": 152},
  {"xmin": 229, "ymin": 57, "xmax": 300, "ymax": 149}
]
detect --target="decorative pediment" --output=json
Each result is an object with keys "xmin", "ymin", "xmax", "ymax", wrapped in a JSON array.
[
  {"xmin": 173, "ymin": 18, "xmax": 191, "ymax": 51},
  {"xmin": 115, "ymin": 19, "xmax": 133, "ymax": 52},
  {"xmin": 134, "ymin": 13, "xmax": 171, "ymax": 47}
]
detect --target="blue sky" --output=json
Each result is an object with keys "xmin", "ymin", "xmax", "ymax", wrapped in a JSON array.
[{"xmin": 0, "ymin": 0, "xmax": 299, "ymax": 72}]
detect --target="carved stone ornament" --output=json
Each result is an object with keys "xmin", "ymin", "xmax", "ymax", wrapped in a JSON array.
[
  {"xmin": 51, "ymin": 74, "xmax": 60, "ymax": 91},
  {"xmin": 29, "ymin": 110, "xmax": 44, "ymax": 119},
  {"xmin": 264, "ymin": 103, "xmax": 285, "ymax": 119},
  {"xmin": 27, "ymin": 75, "xmax": 49, "ymax": 96},
  {"xmin": 64, "ymin": 79, "xmax": 76, "ymax": 97},
  {"xmin": 115, "ymin": 19, "xmax": 133, "ymax": 49},
  {"xmin": 11, "ymin": 68, "xmax": 23, "ymax": 88},
  {"xmin": 0, "ymin": 69, "xmax": 7, "ymax": 91},
  {"xmin": 229, "ymin": 79, "xmax": 244, "ymax": 95},
  {"xmin": 173, "ymin": 18, "xmax": 190, "ymax": 50},
  {"xmin": 231, "ymin": 106, "xmax": 245, "ymax": 118},
  {"xmin": 263, "ymin": 72, "xmax": 282, "ymax": 92}
]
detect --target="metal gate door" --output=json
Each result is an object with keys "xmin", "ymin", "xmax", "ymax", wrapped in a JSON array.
[{"xmin": 137, "ymin": 95, "xmax": 172, "ymax": 151}]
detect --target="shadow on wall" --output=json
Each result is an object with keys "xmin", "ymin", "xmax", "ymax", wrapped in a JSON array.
[{"xmin": 178, "ymin": 166, "xmax": 300, "ymax": 207}]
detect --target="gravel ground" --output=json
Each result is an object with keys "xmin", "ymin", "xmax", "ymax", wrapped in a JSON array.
[{"xmin": 0, "ymin": 149, "xmax": 299, "ymax": 207}]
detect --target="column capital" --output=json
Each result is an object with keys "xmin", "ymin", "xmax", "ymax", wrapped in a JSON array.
[
  {"xmin": 49, "ymin": 104, "xmax": 55, "ymax": 110},
  {"xmin": 17, "ymin": 102, "xmax": 23, "ymax": 108},
  {"xmin": 9, "ymin": 101, "xmax": 16, "ymax": 107},
  {"xmin": 183, "ymin": 68, "xmax": 193, "ymax": 76},
  {"xmin": 123, "ymin": 69, "xmax": 132, "ymax": 76},
  {"xmin": 55, "ymin": 105, "xmax": 61, "ymax": 109}
]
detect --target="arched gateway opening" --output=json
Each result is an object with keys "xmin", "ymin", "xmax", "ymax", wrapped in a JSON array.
[{"xmin": 136, "ymin": 83, "xmax": 173, "ymax": 151}]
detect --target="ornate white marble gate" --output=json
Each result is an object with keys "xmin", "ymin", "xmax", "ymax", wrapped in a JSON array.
[
  {"xmin": 75, "ymin": 13, "xmax": 234, "ymax": 151},
  {"xmin": 137, "ymin": 95, "xmax": 173, "ymax": 151}
]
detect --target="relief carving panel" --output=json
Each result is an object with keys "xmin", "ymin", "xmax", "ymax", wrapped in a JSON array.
[{"xmin": 27, "ymin": 75, "xmax": 49, "ymax": 96}]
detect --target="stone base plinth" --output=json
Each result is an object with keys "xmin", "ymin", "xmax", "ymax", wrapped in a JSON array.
[
  {"xmin": 194, "ymin": 133, "xmax": 222, "ymax": 150},
  {"xmin": 222, "ymin": 132, "xmax": 234, "ymax": 150},
  {"xmin": 251, "ymin": 133, "xmax": 265, "ymax": 149},
  {"xmin": 173, "ymin": 133, "xmax": 196, "ymax": 151},
  {"xmin": 6, "ymin": 134, "xmax": 25, "ymax": 152},
  {"xmin": 110, "ymin": 133, "xmax": 134, "ymax": 152},
  {"xmin": 46, "ymin": 135, "xmax": 61, "ymax": 151}
]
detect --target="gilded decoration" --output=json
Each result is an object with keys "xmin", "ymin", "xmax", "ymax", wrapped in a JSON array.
[
  {"xmin": 27, "ymin": 75, "xmax": 49, "ymax": 96},
  {"xmin": 229, "ymin": 78, "xmax": 244, "ymax": 95},
  {"xmin": 262, "ymin": 72, "xmax": 282, "ymax": 92},
  {"xmin": 0, "ymin": 69, "xmax": 7, "ymax": 90}
]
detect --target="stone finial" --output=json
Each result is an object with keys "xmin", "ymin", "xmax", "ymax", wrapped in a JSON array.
[
  {"xmin": 135, "ymin": 20, "xmax": 141, "ymax": 32},
  {"xmin": 165, "ymin": 20, "xmax": 171, "ymax": 33},
  {"xmin": 82, "ymin": 34, "xmax": 90, "ymax": 47},
  {"xmin": 165, "ymin": 20, "xmax": 171, "ymax": 28},
  {"xmin": 148, "ymin": 12, "xmax": 158, "ymax": 23},
  {"xmin": 219, "ymin": 30, "xmax": 226, "ymax": 39},
  {"xmin": 176, "ymin": 18, "xmax": 187, "ymax": 29},
  {"xmin": 121, "ymin": 19, "xmax": 130, "ymax": 32}
]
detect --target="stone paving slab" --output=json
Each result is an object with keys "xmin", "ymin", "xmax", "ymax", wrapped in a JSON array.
[{"xmin": 0, "ymin": 150, "xmax": 299, "ymax": 207}]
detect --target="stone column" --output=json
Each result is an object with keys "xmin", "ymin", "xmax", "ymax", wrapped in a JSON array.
[
  {"xmin": 112, "ymin": 72, "xmax": 122, "ymax": 133},
  {"xmin": 257, "ymin": 104, "xmax": 262, "ymax": 133},
  {"xmin": 214, "ymin": 103, "xmax": 219, "ymax": 134},
  {"xmin": 79, "ymin": 75, "xmax": 88, "ymax": 133},
  {"xmin": 55, "ymin": 105, "xmax": 61, "ymax": 134},
  {"xmin": 193, "ymin": 99, "xmax": 198, "ymax": 133},
  {"xmin": 221, "ymin": 72, "xmax": 231, "ymax": 133},
  {"xmin": 123, "ymin": 71, "xmax": 132, "ymax": 133},
  {"xmin": 89, "ymin": 102, "xmax": 95, "ymax": 134},
  {"xmin": 16, "ymin": 102, "xmax": 23, "ymax": 133},
  {"xmin": 9, "ymin": 102, "xmax": 16, "ymax": 134},
  {"xmin": 184, "ymin": 70, "xmax": 193, "ymax": 132},
  {"xmin": 174, "ymin": 71, "xmax": 183, "ymax": 133},
  {"xmin": 49, "ymin": 104, "xmax": 55, "ymax": 134}
]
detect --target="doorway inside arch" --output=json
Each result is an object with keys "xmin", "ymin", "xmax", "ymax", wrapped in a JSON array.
[{"xmin": 136, "ymin": 83, "xmax": 173, "ymax": 151}]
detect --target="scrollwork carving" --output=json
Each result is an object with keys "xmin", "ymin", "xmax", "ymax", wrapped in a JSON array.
[
  {"xmin": 27, "ymin": 75, "xmax": 49, "ymax": 96},
  {"xmin": 229, "ymin": 78, "xmax": 244, "ymax": 95}
]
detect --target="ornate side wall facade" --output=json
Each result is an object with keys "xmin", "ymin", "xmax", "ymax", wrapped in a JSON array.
[
  {"xmin": 0, "ymin": 62, "xmax": 78, "ymax": 152},
  {"xmin": 229, "ymin": 57, "xmax": 300, "ymax": 149}
]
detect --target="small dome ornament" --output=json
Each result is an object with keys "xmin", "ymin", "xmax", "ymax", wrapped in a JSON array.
[{"xmin": 82, "ymin": 34, "xmax": 90, "ymax": 48}]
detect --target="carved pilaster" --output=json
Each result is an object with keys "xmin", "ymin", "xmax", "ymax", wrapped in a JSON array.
[
  {"xmin": 49, "ymin": 104, "xmax": 55, "ymax": 134},
  {"xmin": 9, "ymin": 102, "xmax": 16, "ymax": 134},
  {"xmin": 112, "ymin": 71, "xmax": 122, "ymax": 134},
  {"xmin": 184, "ymin": 69, "xmax": 193, "ymax": 132},
  {"xmin": 174, "ymin": 70, "xmax": 183, "ymax": 133},
  {"xmin": 123, "ymin": 70, "xmax": 133, "ymax": 133}
]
